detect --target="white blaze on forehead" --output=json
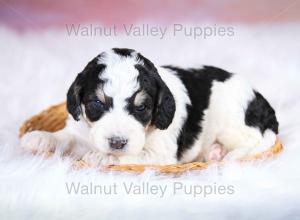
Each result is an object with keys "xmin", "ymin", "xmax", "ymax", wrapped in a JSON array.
[{"xmin": 97, "ymin": 50, "xmax": 142, "ymax": 108}]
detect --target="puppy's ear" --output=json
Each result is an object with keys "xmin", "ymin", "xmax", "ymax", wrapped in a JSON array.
[
  {"xmin": 67, "ymin": 73, "xmax": 84, "ymax": 121},
  {"xmin": 153, "ymin": 76, "xmax": 176, "ymax": 130},
  {"xmin": 136, "ymin": 53, "xmax": 176, "ymax": 129}
]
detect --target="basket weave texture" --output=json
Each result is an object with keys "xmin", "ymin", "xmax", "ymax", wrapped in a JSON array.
[{"xmin": 20, "ymin": 103, "xmax": 283, "ymax": 174}]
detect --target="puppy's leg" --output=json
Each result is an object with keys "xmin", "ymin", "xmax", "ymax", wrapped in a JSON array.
[
  {"xmin": 81, "ymin": 149, "xmax": 168, "ymax": 167},
  {"xmin": 218, "ymin": 128, "xmax": 260, "ymax": 161},
  {"xmin": 80, "ymin": 138, "xmax": 177, "ymax": 166},
  {"xmin": 21, "ymin": 129, "xmax": 90, "ymax": 158},
  {"xmin": 81, "ymin": 133, "xmax": 178, "ymax": 166},
  {"xmin": 21, "ymin": 130, "xmax": 65, "ymax": 154},
  {"xmin": 81, "ymin": 151, "xmax": 119, "ymax": 167},
  {"xmin": 117, "ymin": 136, "xmax": 177, "ymax": 165},
  {"xmin": 219, "ymin": 127, "xmax": 276, "ymax": 161},
  {"xmin": 248, "ymin": 129, "xmax": 277, "ymax": 155},
  {"xmin": 117, "ymin": 150, "xmax": 176, "ymax": 165},
  {"xmin": 223, "ymin": 147, "xmax": 252, "ymax": 161}
]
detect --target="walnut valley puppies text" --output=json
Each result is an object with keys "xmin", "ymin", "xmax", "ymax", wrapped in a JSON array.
[
  {"xmin": 65, "ymin": 24, "xmax": 235, "ymax": 39},
  {"xmin": 65, "ymin": 181, "xmax": 235, "ymax": 198}
]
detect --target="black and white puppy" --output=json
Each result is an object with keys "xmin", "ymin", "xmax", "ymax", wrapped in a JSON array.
[{"xmin": 21, "ymin": 48, "xmax": 279, "ymax": 166}]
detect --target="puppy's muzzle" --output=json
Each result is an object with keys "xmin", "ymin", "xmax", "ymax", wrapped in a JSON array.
[{"xmin": 107, "ymin": 136, "xmax": 128, "ymax": 150}]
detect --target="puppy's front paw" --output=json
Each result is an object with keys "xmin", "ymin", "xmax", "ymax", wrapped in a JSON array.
[
  {"xmin": 82, "ymin": 152, "xmax": 119, "ymax": 167},
  {"xmin": 21, "ymin": 131, "xmax": 57, "ymax": 154},
  {"xmin": 118, "ymin": 155, "xmax": 138, "ymax": 165}
]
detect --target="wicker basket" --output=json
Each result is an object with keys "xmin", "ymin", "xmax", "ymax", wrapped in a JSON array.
[{"xmin": 20, "ymin": 103, "xmax": 283, "ymax": 174}]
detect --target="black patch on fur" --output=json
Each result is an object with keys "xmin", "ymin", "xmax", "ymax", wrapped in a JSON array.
[
  {"xmin": 67, "ymin": 54, "xmax": 111, "ymax": 122},
  {"xmin": 163, "ymin": 65, "xmax": 232, "ymax": 159},
  {"xmin": 245, "ymin": 91, "xmax": 278, "ymax": 134},
  {"xmin": 112, "ymin": 48, "xmax": 134, "ymax": 57}
]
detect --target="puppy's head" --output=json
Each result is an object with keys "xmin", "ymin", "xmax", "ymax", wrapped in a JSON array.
[{"xmin": 67, "ymin": 48, "xmax": 175, "ymax": 156}]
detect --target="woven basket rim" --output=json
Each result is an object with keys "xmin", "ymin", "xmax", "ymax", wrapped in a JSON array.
[{"xmin": 19, "ymin": 102, "xmax": 283, "ymax": 174}]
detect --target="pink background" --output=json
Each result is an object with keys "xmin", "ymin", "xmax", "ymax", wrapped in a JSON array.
[{"xmin": 1, "ymin": 0, "xmax": 300, "ymax": 30}]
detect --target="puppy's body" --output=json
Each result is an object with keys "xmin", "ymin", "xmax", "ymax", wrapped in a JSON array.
[
  {"xmin": 163, "ymin": 66, "xmax": 278, "ymax": 162},
  {"xmin": 21, "ymin": 48, "xmax": 278, "ymax": 165}
]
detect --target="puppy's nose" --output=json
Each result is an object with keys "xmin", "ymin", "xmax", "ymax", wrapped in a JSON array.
[{"xmin": 108, "ymin": 136, "xmax": 128, "ymax": 150}]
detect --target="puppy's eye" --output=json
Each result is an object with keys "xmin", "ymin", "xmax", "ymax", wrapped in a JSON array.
[
  {"xmin": 85, "ymin": 100, "xmax": 106, "ymax": 122},
  {"xmin": 89, "ymin": 100, "xmax": 105, "ymax": 110},
  {"xmin": 135, "ymin": 104, "xmax": 146, "ymax": 112}
]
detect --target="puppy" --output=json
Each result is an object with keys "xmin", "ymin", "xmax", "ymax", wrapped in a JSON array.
[{"xmin": 21, "ymin": 48, "xmax": 279, "ymax": 166}]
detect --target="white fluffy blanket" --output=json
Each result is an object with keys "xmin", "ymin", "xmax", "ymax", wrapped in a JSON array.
[{"xmin": 0, "ymin": 24, "xmax": 300, "ymax": 220}]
